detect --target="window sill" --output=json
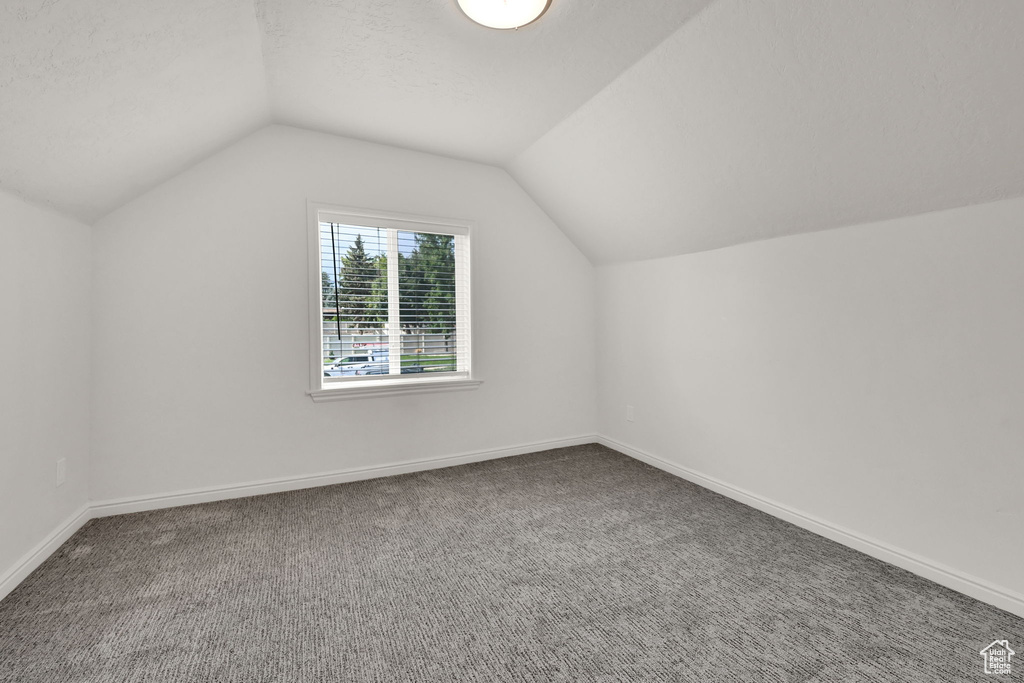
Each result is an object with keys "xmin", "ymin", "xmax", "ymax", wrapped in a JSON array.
[{"xmin": 309, "ymin": 378, "xmax": 483, "ymax": 402}]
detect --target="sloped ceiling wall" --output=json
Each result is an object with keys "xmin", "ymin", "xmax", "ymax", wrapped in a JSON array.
[
  {"xmin": 0, "ymin": 0, "xmax": 269, "ymax": 222},
  {"xmin": 256, "ymin": 0, "xmax": 712, "ymax": 164},
  {"xmin": 0, "ymin": 0, "xmax": 711, "ymax": 223},
  {"xmin": 2, "ymin": 0, "xmax": 1023, "ymax": 261},
  {"xmin": 510, "ymin": 0, "xmax": 1024, "ymax": 263}
]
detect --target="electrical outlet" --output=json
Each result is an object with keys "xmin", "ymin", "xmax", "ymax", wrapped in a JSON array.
[
  {"xmin": 55, "ymin": 458, "xmax": 66, "ymax": 487},
  {"xmin": 626, "ymin": 405, "xmax": 634, "ymax": 422}
]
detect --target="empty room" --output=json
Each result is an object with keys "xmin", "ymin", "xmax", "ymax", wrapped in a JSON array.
[{"xmin": 1, "ymin": 0, "xmax": 1022, "ymax": 680}]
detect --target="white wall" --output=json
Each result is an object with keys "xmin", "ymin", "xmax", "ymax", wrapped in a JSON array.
[
  {"xmin": 91, "ymin": 125, "xmax": 596, "ymax": 501},
  {"xmin": 0, "ymin": 190, "xmax": 91, "ymax": 576},
  {"xmin": 598, "ymin": 197, "xmax": 1024, "ymax": 598}
]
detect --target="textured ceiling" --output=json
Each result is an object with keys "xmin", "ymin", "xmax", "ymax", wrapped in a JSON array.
[
  {"xmin": 0, "ymin": 0, "xmax": 269, "ymax": 222},
  {"xmin": 256, "ymin": 0, "xmax": 712, "ymax": 164},
  {"xmin": 510, "ymin": 0, "xmax": 1024, "ymax": 263},
  {"xmin": 2, "ymin": 0, "xmax": 1024, "ymax": 263},
  {"xmin": 0, "ymin": 0, "xmax": 710, "ymax": 222}
]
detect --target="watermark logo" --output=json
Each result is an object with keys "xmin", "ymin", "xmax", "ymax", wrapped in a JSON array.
[{"xmin": 980, "ymin": 640, "xmax": 1015, "ymax": 675}]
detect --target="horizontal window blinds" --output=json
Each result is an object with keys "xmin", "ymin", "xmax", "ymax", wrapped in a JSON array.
[{"xmin": 320, "ymin": 220, "xmax": 469, "ymax": 382}]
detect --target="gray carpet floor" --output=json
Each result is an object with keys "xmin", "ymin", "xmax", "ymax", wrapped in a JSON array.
[{"xmin": 0, "ymin": 444, "xmax": 1021, "ymax": 682}]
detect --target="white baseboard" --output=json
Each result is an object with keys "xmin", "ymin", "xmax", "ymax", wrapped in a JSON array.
[
  {"xmin": 597, "ymin": 435, "xmax": 1024, "ymax": 619},
  {"xmin": 90, "ymin": 435, "xmax": 598, "ymax": 518},
  {"xmin": 2, "ymin": 436, "xmax": 597, "ymax": 601},
  {"xmin": 0, "ymin": 504, "xmax": 92, "ymax": 604},
  {"xmin": 9, "ymin": 435, "xmax": 1021, "ymax": 621}
]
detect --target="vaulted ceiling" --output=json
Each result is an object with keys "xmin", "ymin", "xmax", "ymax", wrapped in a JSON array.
[
  {"xmin": 2, "ymin": 0, "xmax": 1023, "ymax": 263},
  {"xmin": 0, "ymin": 0, "xmax": 711, "ymax": 223},
  {"xmin": 511, "ymin": 0, "xmax": 1024, "ymax": 262}
]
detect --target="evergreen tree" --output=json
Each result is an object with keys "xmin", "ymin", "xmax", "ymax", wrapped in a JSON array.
[
  {"xmin": 338, "ymin": 235, "xmax": 379, "ymax": 330},
  {"xmin": 367, "ymin": 254, "xmax": 389, "ymax": 327},
  {"xmin": 321, "ymin": 271, "xmax": 337, "ymax": 314}
]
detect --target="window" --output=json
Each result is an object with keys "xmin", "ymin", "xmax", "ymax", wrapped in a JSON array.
[{"xmin": 307, "ymin": 203, "xmax": 478, "ymax": 400}]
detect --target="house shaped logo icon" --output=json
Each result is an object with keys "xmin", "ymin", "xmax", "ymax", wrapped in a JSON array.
[{"xmin": 980, "ymin": 640, "xmax": 1015, "ymax": 675}]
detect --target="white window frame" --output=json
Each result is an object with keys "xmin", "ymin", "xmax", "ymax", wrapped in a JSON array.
[{"xmin": 307, "ymin": 201, "xmax": 481, "ymax": 402}]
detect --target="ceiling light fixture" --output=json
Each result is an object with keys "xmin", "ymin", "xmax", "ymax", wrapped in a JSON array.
[{"xmin": 456, "ymin": 0, "xmax": 551, "ymax": 30}]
